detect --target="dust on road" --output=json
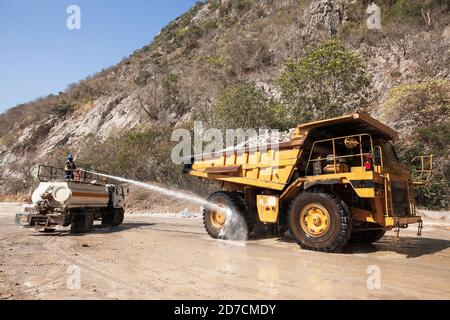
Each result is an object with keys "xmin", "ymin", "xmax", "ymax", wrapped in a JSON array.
[{"xmin": 0, "ymin": 203, "xmax": 449, "ymax": 300}]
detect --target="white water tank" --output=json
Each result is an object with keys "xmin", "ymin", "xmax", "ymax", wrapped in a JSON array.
[
  {"xmin": 32, "ymin": 182, "xmax": 72, "ymax": 207},
  {"xmin": 31, "ymin": 181, "xmax": 110, "ymax": 208}
]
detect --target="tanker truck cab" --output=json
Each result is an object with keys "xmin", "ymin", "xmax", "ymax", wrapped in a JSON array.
[
  {"xmin": 16, "ymin": 166, "xmax": 126, "ymax": 233},
  {"xmin": 185, "ymin": 112, "xmax": 432, "ymax": 252},
  {"xmin": 108, "ymin": 185, "xmax": 126, "ymax": 208}
]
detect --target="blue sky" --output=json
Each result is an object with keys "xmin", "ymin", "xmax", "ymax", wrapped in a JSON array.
[{"xmin": 0, "ymin": 0, "xmax": 198, "ymax": 113}]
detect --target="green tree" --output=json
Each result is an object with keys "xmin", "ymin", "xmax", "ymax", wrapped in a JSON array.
[
  {"xmin": 387, "ymin": 0, "xmax": 449, "ymax": 23},
  {"xmin": 385, "ymin": 80, "xmax": 450, "ymax": 209},
  {"xmin": 278, "ymin": 40, "xmax": 371, "ymax": 123},
  {"xmin": 77, "ymin": 125, "xmax": 180, "ymax": 184},
  {"xmin": 212, "ymin": 82, "xmax": 290, "ymax": 130},
  {"xmin": 395, "ymin": 127, "xmax": 450, "ymax": 209},
  {"xmin": 383, "ymin": 80, "xmax": 450, "ymax": 131}
]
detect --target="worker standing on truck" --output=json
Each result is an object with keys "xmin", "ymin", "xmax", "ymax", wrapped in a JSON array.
[{"xmin": 65, "ymin": 154, "xmax": 77, "ymax": 180}]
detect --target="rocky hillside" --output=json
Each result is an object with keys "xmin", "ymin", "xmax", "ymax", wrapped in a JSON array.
[{"xmin": 0, "ymin": 0, "xmax": 449, "ymax": 207}]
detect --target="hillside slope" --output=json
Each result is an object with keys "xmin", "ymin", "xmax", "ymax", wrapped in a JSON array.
[{"xmin": 0, "ymin": 0, "xmax": 449, "ymax": 206}]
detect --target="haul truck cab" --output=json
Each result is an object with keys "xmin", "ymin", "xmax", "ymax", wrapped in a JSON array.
[
  {"xmin": 16, "ymin": 165, "xmax": 127, "ymax": 233},
  {"xmin": 184, "ymin": 112, "xmax": 432, "ymax": 252}
]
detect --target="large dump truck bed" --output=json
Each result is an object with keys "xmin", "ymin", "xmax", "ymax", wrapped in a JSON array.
[
  {"xmin": 184, "ymin": 112, "xmax": 397, "ymax": 191},
  {"xmin": 185, "ymin": 136, "xmax": 305, "ymax": 191}
]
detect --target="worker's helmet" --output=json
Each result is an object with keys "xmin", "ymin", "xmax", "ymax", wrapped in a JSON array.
[{"xmin": 67, "ymin": 154, "xmax": 74, "ymax": 161}]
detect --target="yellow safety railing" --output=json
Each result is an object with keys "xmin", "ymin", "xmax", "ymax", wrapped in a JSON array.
[
  {"xmin": 305, "ymin": 133, "xmax": 374, "ymax": 175},
  {"xmin": 411, "ymin": 155, "xmax": 433, "ymax": 186}
]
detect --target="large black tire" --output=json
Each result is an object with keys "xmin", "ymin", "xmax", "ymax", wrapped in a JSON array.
[
  {"xmin": 112, "ymin": 208, "xmax": 124, "ymax": 226},
  {"xmin": 203, "ymin": 191, "xmax": 253, "ymax": 240},
  {"xmin": 84, "ymin": 212, "xmax": 94, "ymax": 232},
  {"xmin": 288, "ymin": 191, "xmax": 352, "ymax": 252},
  {"xmin": 235, "ymin": 192, "xmax": 257, "ymax": 235},
  {"xmin": 101, "ymin": 209, "xmax": 114, "ymax": 226},
  {"xmin": 70, "ymin": 214, "xmax": 86, "ymax": 234},
  {"xmin": 350, "ymin": 229, "xmax": 386, "ymax": 244},
  {"xmin": 101, "ymin": 208, "xmax": 124, "ymax": 227},
  {"xmin": 70, "ymin": 211, "xmax": 94, "ymax": 233}
]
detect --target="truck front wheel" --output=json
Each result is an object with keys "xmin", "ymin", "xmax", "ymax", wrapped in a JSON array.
[
  {"xmin": 288, "ymin": 191, "xmax": 352, "ymax": 252},
  {"xmin": 203, "ymin": 191, "xmax": 252, "ymax": 241},
  {"xmin": 101, "ymin": 208, "xmax": 124, "ymax": 227},
  {"xmin": 112, "ymin": 208, "xmax": 124, "ymax": 226}
]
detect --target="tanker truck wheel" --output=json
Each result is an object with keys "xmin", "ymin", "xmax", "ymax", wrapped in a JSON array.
[
  {"xmin": 84, "ymin": 212, "xmax": 94, "ymax": 232},
  {"xmin": 101, "ymin": 208, "xmax": 124, "ymax": 227},
  {"xmin": 101, "ymin": 209, "xmax": 114, "ymax": 226},
  {"xmin": 70, "ymin": 210, "xmax": 94, "ymax": 233},
  {"xmin": 111, "ymin": 208, "xmax": 124, "ymax": 226},
  {"xmin": 287, "ymin": 191, "xmax": 352, "ymax": 253},
  {"xmin": 70, "ymin": 215, "xmax": 84, "ymax": 233},
  {"xmin": 203, "ymin": 191, "xmax": 253, "ymax": 241}
]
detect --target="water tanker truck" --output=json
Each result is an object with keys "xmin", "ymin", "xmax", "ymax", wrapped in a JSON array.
[
  {"xmin": 16, "ymin": 166, "xmax": 126, "ymax": 233},
  {"xmin": 183, "ymin": 112, "xmax": 433, "ymax": 252}
]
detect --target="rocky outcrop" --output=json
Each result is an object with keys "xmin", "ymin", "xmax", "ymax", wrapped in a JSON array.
[{"xmin": 302, "ymin": 0, "xmax": 346, "ymax": 39}]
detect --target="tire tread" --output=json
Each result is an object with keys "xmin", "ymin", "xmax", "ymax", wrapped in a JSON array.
[{"xmin": 287, "ymin": 190, "xmax": 352, "ymax": 252}]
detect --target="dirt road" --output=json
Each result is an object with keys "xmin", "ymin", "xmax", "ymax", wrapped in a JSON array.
[{"xmin": 1, "ymin": 202, "xmax": 449, "ymax": 300}]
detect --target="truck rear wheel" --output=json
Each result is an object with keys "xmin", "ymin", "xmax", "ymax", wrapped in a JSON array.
[
  {"xmin": 84, "ymin": 212, "xmax": 94, "ymax": 232},
  {"xmin": 70, "ymin": 211, "xmax": 93, "ymax": 233},
  {"xmin": 288, "ymin": 191, "xmax": 352, "ymax": 252},
  {"xmin": 70, "ymin": 214, "xmax": 84, "ymax": 233},
  {"xmin": 350, "ymin": 229, "xmax": 386, "ymax": 244},
  {"xmin": 203, "ymin": 191, "xmax": 252, "ymax": 241}
]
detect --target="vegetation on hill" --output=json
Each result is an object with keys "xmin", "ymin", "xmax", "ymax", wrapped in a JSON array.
[
  {"xmin": 212, "ymin": 82, "xmax": 288, "ymax": 130},
  {"xmin": 384, "ymin": 80, "xmax": 450, "ymax": 208},
  {"xmin": 278, "ymin": 40, "xmax": 371, "ymax": 122}
]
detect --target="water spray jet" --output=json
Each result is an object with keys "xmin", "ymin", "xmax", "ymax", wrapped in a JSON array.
[
  {"xmin": 85, "ymin": 171, "xmax": 229, "ymax": 215},
  {"xmin": 84, "ymin": 170, "xmax": 247, "ymax": 241}
]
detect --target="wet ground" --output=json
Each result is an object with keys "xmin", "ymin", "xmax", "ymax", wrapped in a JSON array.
[{"xmin": 0, "ymin": 202, "xmax": 449, "ymax": 300}]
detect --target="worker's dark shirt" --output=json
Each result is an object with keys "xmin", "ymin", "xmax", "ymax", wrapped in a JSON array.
[{"xmin": 65, "ymin": 160, "xmax": 76, "ymax": 171}]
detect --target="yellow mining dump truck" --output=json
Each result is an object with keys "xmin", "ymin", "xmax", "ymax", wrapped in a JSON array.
[
  {"xmin": 15, "ymin": 165, "xmax": 127, "ymax": 233},
  {"xmin": 183, "ymin": 112, "xmax": 432, "ymax": 252}
]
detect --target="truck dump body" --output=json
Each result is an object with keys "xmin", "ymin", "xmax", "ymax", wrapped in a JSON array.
[
  {"xmin": 185, "ymin": 112, "xmax": 398, "ymax": 192},
  {"xmin": 186, "ymin": 139, "xmax": 304, "ymax": 191}
]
